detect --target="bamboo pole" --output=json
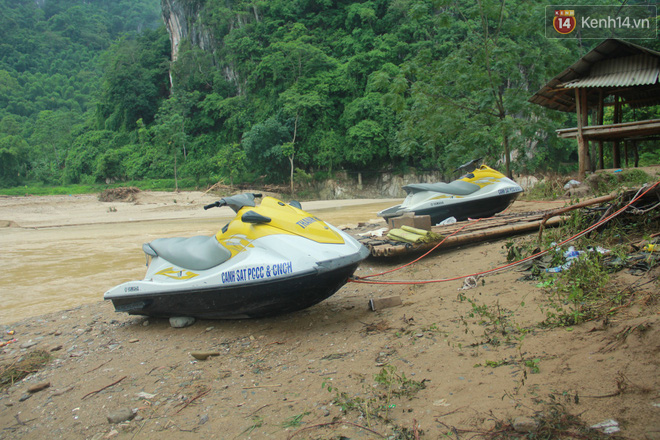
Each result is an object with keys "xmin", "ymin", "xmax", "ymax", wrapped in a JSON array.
[{"xmin": 371, "ymin": 217, "xmax": 565, "ymax": 257}]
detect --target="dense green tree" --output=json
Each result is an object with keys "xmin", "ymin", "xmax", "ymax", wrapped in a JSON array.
[
  {"xmin": 6, "ymin": 0, "xmax": 653, "ymax": 190},
  {"xmin": 63, "ymin": 130, "xmax": 116, "ymax": 184},
  {"xmin": 388, "ymin": 0, "xmax": 581, "ymax": 177},
  {"xmin": 214, "ymin": 142, "xmax": 247, "ymax": 187},
  {"xmin": 0, "ymin": 0, "xmax": 162, "ymax": 187},
  {"xmin": 96, "ymin": 28, "xmax": 171, "ymax": 131},
  {"xmin": 0, "ymin": 135, "xmax": 28, "ymax": 186},
  {"xmin": 242, "ymin": 117, "xmax": 292, "ymax": 178}
]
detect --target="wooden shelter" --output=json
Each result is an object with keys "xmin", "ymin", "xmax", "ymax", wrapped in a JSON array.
[{"xmin": 530, "ymin": 39, "xmax": 660, "ymax": 179}]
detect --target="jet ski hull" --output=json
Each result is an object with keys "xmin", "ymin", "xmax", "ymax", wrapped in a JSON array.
[
  {"xmin": 105, "ymin": 212, "xmax": 370, "ymax": 320},
  {"xmin": 107, "ymin": 261, "xmax": 360, "ymax": 319},
  {"xmin": 382, "ymin": 192, "xmax": 520, "ymax": 225}
]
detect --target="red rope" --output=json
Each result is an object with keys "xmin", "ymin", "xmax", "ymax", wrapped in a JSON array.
[{"xmin": 350, "ymin": 181, "xmax": 660, "ymax": 285}]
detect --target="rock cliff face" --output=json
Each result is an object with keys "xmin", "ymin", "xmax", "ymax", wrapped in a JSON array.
[
  {"xmin": 306, "ymin": 170, "xmax": 445, "ymax": 199},
  {"xmin": 160, "ymin": 0, "xmax": 246, "ymax": 92},
  {"xmin": 160, "ymin": 0, "xmax": 215, "ymax": 62}
]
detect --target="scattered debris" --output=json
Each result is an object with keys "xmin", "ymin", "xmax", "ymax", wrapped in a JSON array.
[
  {"xmin": 98, "ymin": 187, "xmax": 140, "ymax": 203},
  {"xmin": 51, "ymin": 386, "xmax": 74, "ymax": 397},
  {"xmin": 387, "ymin": 225, "xmax": 442, "ymax": 244},
  {"xmin": 0, "ymin": 350, "xmax": 51, "ymax": 389},
  {"xmin": 564, "ymin": 179, "xmax": 581, "ymax": 190},
  {"xmin": 459, "ymin": 275, "xmax": 480, "ymax": 290},
  {"xmin": 190, "ymin": 351, "xmax": 220, "ymax": 361},
  {"xmin": 362, "ymin": 320, "xmax": 392, "ymax": 334},
  {"xmin": 358, "ymin": 227, "xmax": 388, "ymax": 238},
  {"xmin": 369, "ymin": 296, "xmax": 403, "ymax": 311},
  {"xmin": 0, "ymin": 338, "xmax": 17, "ymax": 348},
  {"xmin": 82, "ymin": 376, "xmax": 127, "ymax": 400},
  {"xmin": 590, "ymin": 419, "xmax": 620, "ymax": 434},
  {"xmin": 437, "ymin": 216, "xmax": 457, "ymax": 226},
  {"xmin": 106, "ymin": 408, "xmax": 135, "ymax": 424},
  {"xmin": 169, "ymin": 316, "xmax": 196, "ymax": 328},
  {"xmin": 27, "ymin": 382, "xmax": 50, "ymax": 394},
  {"xmin": 513, "ymin": 416, "xmax": 539, "ymax": 433}
]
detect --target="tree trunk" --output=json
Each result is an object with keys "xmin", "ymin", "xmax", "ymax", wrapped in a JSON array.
[
  {"xmin": 502, "ymin": 131, "xmax": 511, "ymax": 179},
  {"xmin": 289, "ymin": 155, "xmax": 294, "ymax": 196},
  {"xmin": 289, "ymin": 113, "xmax": 299, "ymax": 197},
  {"xmin": 174, "ymin": 152, "xmax": 178, "ymax": 192}
]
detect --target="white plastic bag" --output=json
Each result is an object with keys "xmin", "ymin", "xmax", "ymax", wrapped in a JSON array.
[{"xmin": 437, "ymin": 216, "xmax": 457, "ymax": 226}]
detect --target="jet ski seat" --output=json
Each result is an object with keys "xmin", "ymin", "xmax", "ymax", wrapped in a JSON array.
[
  {"xmin": 144, "ymin": 236, "xmax": 232, "ymax": 271},
  {"xmin": 403, "ymin": 180, "xmax": 480, "ymax": 196}
]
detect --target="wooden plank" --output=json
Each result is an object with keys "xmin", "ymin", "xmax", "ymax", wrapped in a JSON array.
[
  {"xmin": 557, "ymin": 119, "xmax": 660, "ymax": 140},
  {"xmin": 369, "ymin": 296, "xmax": 403, "ymax": 311}
]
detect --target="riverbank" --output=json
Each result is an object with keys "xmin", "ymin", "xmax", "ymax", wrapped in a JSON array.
[
  {"xmin": 0, "ymin": 191, "xmax": 398, "ymax": 324},
  {"xmin": 1, "ymin": 190, "xmax": 659, "ymax": 439}
]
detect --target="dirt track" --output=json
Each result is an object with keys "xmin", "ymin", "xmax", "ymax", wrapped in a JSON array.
[{"xmin": 0, "ymin": 190, "xmax": 658, "ymax": 439}]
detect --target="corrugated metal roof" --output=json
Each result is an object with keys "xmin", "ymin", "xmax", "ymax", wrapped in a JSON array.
[
  {"xmin": 529, "ymin": 39, "xmax": 660, "ymax": 112},
  {"xmin": 564, "ymin": 54, "xmax": 659, "ymax": 88}
]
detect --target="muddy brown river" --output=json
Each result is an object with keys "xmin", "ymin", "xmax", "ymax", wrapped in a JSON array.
[{"xmin": 0, "ymin": 195, "xmax": 397, "ymax": 324}]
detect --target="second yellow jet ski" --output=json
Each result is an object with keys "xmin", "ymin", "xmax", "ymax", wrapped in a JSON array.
[{"xmin": 378, "ymin": 159, "xmax": 523, "ymax": 225}]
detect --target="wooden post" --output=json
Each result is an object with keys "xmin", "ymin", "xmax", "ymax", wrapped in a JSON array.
[
  {"xmin": 597, "ymin": 89, "xmax": 604, "ymax": 170},
  {"xmin": 582, "ymin": 89, "xmax": 591, "ymax": 172},
  {"xmin": 613, "ymin": 95, "xmax": 621, "ymax": 168},
  {"xmin": 575, "ymin": 88, "xmax": 588, "ymax": 180},
  {"xmin": 589, "ymin": 109, "xmax": 597, "ymax": 171}
]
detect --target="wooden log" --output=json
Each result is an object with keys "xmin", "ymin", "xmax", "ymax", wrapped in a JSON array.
[
  {"xmin": 371, "ymin": 217, "xmax": 565, "ymax": 257},
  {"xmin": 541, "ymin": 193, "xmax": 617, "ymax": 228}
]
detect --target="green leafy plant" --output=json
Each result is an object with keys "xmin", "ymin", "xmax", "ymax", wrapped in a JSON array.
[
  {"xmin": 457, "ymin": 292, "xmax": 525, "ymax": 346},
  {"xmin": 524, "ymin": 358, "xmax": 541, "ymax": 374},
  {"xmin": 239, "ymin": 415, "xmax": 263, "ymax": 436},
  {"xmin": 325, "ymin": 365, "xmax": 426, "ymax": 428},
  {"xmin": 281, "ymin": 411, "xmax": 310, "ymax": 428},
  {"xmin": 539, "ymin": 251, "xmax": 613, "ymax": 327}
]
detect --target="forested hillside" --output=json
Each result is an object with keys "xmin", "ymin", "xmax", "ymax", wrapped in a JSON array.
[
  {"xmin": 1, "ymin": 0, "xmax": 658, "ymax": 190},
  {"xmin": 0, "ymin": 0, "xmax": 163, "ymax": 187}
]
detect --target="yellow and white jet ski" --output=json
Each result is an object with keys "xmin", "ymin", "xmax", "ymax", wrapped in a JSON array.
[
  {"xmin": 104, "ymin": 193, "xmax": 369, "ymax": 319},
  {"xmin": 378, "ymin": 159, "xmax": 523, "ymax": 225}
]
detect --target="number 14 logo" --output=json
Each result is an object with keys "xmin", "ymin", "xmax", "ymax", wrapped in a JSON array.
[{"xmin": 554, "ymin": 10, "xmax": 576, "ymax": 34}]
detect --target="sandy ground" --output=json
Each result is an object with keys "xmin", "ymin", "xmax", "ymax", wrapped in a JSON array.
[{"xmin": 0, "ymin": 190, "xmax": 659, "ymax": 439}]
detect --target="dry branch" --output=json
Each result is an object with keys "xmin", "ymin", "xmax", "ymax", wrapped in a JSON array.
[
  {"xmin": 81, "ymin": 375, "xmax": 127, "ymax": 400},
  {"xmin": 174, "ymin": 388, "xmax": 211, "ymax": 414}
]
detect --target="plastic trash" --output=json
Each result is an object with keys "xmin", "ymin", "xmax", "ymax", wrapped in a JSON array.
[
  {"xmin": 437, "ymin": 216, "xmax": 457, "ymax": 226},
  {"xmin": 546, "ymin": 246, "xmax": 583, "ymax": 273},
  {"xmin": 590, "ymin": 419, "xmax": 620, "ymax": 434},
  {"xmin": 563, "ymin": 179, "xmax": 581, "ymax": 190}
]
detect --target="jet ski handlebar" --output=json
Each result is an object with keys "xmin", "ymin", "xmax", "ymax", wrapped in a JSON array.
[
  {"xmin": 455, "ymin": 157, "xmax": 483, "ymax": 173},
  {"xmin": 204, "ymin": 200, "xmax": 226, "ymax": 210},
  {"xmin": 204, "ymin": 193, "xmax": 263, "ymax": 212}
]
